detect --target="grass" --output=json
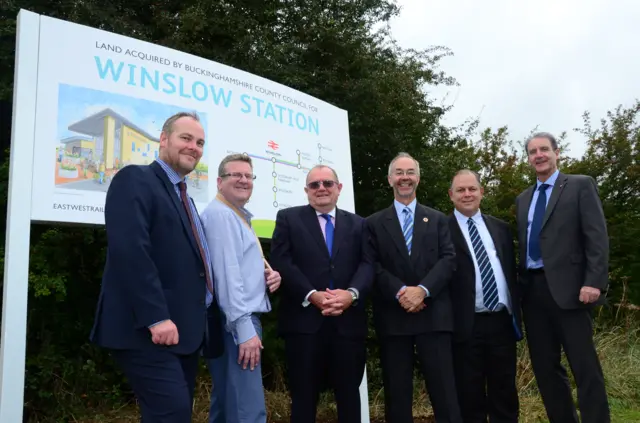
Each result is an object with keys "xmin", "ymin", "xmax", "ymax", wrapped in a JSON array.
[{"xmin": 68, "ymin": 314, "xmax": 640, "ymax": 423}]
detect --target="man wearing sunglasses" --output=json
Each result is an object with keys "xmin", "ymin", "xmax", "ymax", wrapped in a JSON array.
[
  {"xmin": 270, "ymin": 165, "xmax": 374, "ymax": 423},
  {"xmin": 367, "ymin": 152, "xmax": 462, "ymax": 423}
]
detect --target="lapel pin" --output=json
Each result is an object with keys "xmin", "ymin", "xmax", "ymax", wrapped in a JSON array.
[{"xmin": 423, "ymin": 217, "xmax": 428, "ymax": 222}]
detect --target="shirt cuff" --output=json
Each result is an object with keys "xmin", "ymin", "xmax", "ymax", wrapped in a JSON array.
[
  {"xmin": 232, "ymin": 315, "xmax": 257, "ymax": 345},
  {"xmin": 418, "ymin": 285, "xmax": 430, "ymax": 297},
  {"xmin": 148, "ymin": 319, "xmax": 167, "ymax": 328},
  {"xmin": 396, "ymin": 285, "xmax": 407, "ymax": 300},
  {"xmin": 347, "ymin": 287, "xmax": 359, "ymax": 300},
  {"xmin": 302, "ymin": 289, "xmax": 317, "ymax": 307}
]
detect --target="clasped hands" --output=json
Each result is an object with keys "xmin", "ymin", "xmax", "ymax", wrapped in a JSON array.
[
  {"xmin": 310, "ymin": 289, "xmax": 354, "ymax": 316},
  {"xmin": 397, "ymin": 286, "xmax": 426, "ymax": 313}
]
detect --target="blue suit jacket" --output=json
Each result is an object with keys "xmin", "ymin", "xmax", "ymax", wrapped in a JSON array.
[{"xmin": 90, "ymin": 161, "xmax": 223, "ymax": 356}]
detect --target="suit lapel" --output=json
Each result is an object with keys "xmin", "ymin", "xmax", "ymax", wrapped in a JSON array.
[
  {"xmin": 331, "ymin": 208, "xmax": 348, "ymax": 259},
  {"xmin": 482, "ymin": 215, "xmax": 505, "ymax": 268},
  {"xmin": 449, "ymin": 214, "xmax": 472, "ymax": 260},
  {"xmin": 410, "ymin": 205, "xmax": 429, "ymax": 265},
  {"xmin": 301, "ymin": 205, "xmax": 330, "ymax": 257},
  {"xmin": 519, "ymin": 185, "xmax": 534, "ymax": 249},
  {"xmin": 382, "ymin": 205, "xmax": 412, "ymax": 264},
  {"xmin": 542, "ymin": 173, "xmax": 568, "ymax": 229},
  {"xmin": 151, "ymin": 162, "xmax": 200, "ymax": 258}
]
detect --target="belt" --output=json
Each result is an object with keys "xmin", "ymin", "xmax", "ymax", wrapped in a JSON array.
[{"xmin": 527, "ymin": 267, "xmax": 545, "ymax": 275}]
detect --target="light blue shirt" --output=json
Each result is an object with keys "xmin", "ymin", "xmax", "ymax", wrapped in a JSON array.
[
  {"xmin": 454, "ymin": 209, "xmax": 511, "ymax": 313},
  {"xmin": 526, "ymin": 169, "xmax": 560, "ymax": 269},
  {"xmin": 155, "ymin": 159, "xmax": 213, "ymax": 308},
  {"xmin": 393, "ymin": 198, "xmax": 430, "ymax": 298},
  {"xmin": 200, "ymin": 198, "xmax": 271, "ymax": 345}
]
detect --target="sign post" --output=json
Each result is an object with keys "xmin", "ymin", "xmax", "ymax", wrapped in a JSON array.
[{"xmin": 0, "ymin": 10, "xmax": 39, "ymax": 423}]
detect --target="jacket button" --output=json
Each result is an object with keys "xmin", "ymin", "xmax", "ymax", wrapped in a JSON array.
[{"xmin": 200, "ymin": 272, "xmax": 205, "ymax": 277}]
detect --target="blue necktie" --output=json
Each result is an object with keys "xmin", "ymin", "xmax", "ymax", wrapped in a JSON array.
[
  {"xmin": 402, "ymin": 207, "xmax": 413, "ymax": 255},
  {"xmin": 467, "ymin": 218, "xmax": 499, "ymax": 311},
  {"xmin": 321, "ymin": 214, "xmax": 334, "ymax": 289},
  {"xmin": 528, "ymin": 183, "xmax": 549, "ymax": 261}
]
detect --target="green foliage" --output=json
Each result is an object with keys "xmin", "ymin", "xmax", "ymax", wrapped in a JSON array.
[{"xmin": 0, "ymin": 1, "xmax": 638, "ymax": 421}]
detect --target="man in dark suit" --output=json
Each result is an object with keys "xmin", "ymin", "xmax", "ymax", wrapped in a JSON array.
[
  {"xmin": 516, "ymin": 132, "xmax": 610, "ymax": 423},
  {"xmin": 90, "ymin": 112, "xmax": 224, "ymax": 422},
  {"xmin": 448, "ymin": 169, "xmax": 522, "ymax": 423},
  {"xmin": 270, "ymin": 164, "xmax": 374, "ymax": 423},
  {"xmin": 367, "ymin": 152, "xmax": 462, "ymax": 423}
]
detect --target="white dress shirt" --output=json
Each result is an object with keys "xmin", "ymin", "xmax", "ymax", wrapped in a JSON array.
[{"xmin": 454, "ymin": 209, "xmax": 512, "ymax": 313}]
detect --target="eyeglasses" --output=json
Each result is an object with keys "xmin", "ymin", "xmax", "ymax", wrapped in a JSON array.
[
  {"xmin": 221, "ymin": 172, "xmax": 256, "ymax": 180},
  {"xmin": 394, "ymin": 170, "xmax": 418, "ymax": 176},
  {"xmin": 307, "ymin": 180, "xmax": 337, "ymax": 190}
]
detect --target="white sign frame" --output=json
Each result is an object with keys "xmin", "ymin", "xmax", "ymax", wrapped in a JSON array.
[{"xmin": 0, "ymin": 9, "xmax": 369, "ymax": 422}]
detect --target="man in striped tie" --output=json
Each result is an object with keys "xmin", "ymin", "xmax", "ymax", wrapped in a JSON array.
[
  {"xmin": 447, "ymin": 169, "xmax": 522, "ymax": 423},
  {"xmin": 367, "ymin": 152, "xmax": 461, "ymax": 423}
]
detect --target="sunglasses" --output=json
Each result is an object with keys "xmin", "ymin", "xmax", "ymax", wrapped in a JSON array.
[{"xmin": 307, "ymin": 180, "xmax": 337, "ymax": 190}]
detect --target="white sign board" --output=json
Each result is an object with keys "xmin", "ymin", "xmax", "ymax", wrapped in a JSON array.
[
  {"xmin": 29, "ymin": 12, "xmax": 355, "ymax": 238},
  {"xmin": 0, "ymin": 9, "xmax": 368, "ymax": 423}
]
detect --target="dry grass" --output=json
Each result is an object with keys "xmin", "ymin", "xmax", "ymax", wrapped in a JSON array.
[{"xmin": 72, "ymin": 319, "xmax": 640, "ymax": 423}]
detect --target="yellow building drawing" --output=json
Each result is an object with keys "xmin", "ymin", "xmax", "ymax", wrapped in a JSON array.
[{"xmin": 66, "ymin": 108, "xmax": 160, "ymax": 169}]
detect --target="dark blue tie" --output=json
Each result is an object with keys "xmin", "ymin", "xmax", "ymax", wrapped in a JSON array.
[
  {"xmin": 467, "ymin": 218, "xmax": 499, "ymax": 311},
  {"xmin": 321, "ymin": 214, "xmax": 334, "ymax": 289},
  {"xmin": 528, "ymin": 183, "xmax": 550, "ymax": 261}
]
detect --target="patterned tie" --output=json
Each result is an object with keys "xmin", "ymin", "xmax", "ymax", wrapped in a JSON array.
[
  {"xmin": 528, "ymin": 183, "xmax": 550, "ymax": 261},
  {"xmin": 402, "ymin": 207, "xmax": 413, "ymax": 255},
  {"xmin": 321, "ymin": 214, "xmax": 334, "ymax": 289},
  {"xmin": 467, "ymin": 218, "xmax": 499, "ymax": 311},
  {"xmin": 178, "ymin": 182, "xmax": 213, "ymax": 294}
]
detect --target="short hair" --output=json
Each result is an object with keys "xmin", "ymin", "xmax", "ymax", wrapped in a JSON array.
[
  {"xmin": 161, "ymin": 111, "xmax": 200, "ymax": 136},
  {"xmin": 306, "ymin": 164, "xmax": 339, "ymax": 184},
  {"xmin": 388, "ymin": 152, "xmax": 420, "ymax": 176},
  {"xmin": 450, "ymin": 169, "xmax": 482, "ymax": 189},
  {"xmin": 218, "ymin": 153, "xmax": 253, "ymax": 177},
  {"xmin": 525, "ymin": 132, "xmax": 558, "ymax": 153}
]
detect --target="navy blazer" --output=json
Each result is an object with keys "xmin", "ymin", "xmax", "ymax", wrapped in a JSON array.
[
  {"xmin": 270, "ymin": 205, "xmax": 374, "ymax": 338},
  {"xmin": 90, "ymin": 161, "xmax": 223, "ymax": 356}
]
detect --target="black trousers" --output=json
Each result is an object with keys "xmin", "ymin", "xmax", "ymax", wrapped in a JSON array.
[
  {"xmin": 284, "ymin": 320, "xmax": 366, "ymax": 423},
  {"xmin": 523, "ymin": 270, "xmax": 610, "ymax": 423},
  {"xmin": 380, "ymin": 332, "xmax": 462, "ymax": 423},
  {"xmin": 452, "ymin": 310, "xmax": 519, "ymax": 423}
]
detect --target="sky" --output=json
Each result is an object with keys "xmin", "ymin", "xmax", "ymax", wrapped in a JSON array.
[
  {"xmin": 388, "ymin": 0, "xmax": 640, "ymax": 158},
  {"xmin": 56, "ymin": 84, "xmax": 209, "ymax": 161}
]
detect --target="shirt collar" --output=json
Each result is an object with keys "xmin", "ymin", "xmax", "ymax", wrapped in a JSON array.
[
  {"xmin": 394, "ymin": 197, "xmax": 417, "ymax": 214},
  {"xmin": 454, "ymin": 208, "xmax": 482, "ymax": 224},
  {"xmin": 537, "ymin": 169, "xmax": 560, "ymax": 188},
  {"xmin": 155, "ymin": 159, "xmax": 186, "ymax": 186},
  {"xmin": 315, "ymin": 207, "xmax": 336, "ymax": 218}
]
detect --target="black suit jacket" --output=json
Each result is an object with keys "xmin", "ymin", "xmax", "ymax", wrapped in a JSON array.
[
  {"xmin": 515, "ymin": 172, "xmax": 609, "ymax": 309},
  {"xmin": 367, "ymin": 203, "xmax": 456, "ymax": 336},
  {"xmin": 270, "ymin": 205, "xmax": 374, "ymax": 338},
  {"xmin": 90, "ymin": 161, "xmax": 223, "ymax": 357},
  {"xmin": 448, "ymin": 213, "xmax": 522, "ymax": 343}
]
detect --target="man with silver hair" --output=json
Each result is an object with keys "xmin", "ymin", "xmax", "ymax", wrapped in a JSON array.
[{"xmin": 367, "ymin": 152, "xmax": 462, "ymax": 423}]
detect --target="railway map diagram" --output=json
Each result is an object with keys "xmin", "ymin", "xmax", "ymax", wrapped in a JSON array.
[{"xmin": 246, "ymin": 141, "xmax": 333, "ymax": 208}]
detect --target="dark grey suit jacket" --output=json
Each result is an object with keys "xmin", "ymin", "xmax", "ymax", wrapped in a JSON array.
[
  {"xmin": 515, "ymin": 172, "xmax": 609, "ymax": 309},
  {"xmin": 367, "ymin": 203, "xmax": 456, "ymax": 336}
]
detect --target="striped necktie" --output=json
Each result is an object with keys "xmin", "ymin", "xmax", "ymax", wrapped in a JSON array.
[
  {"xmin": 467, "ymin": 217, "xmax": 499, "ymax": 311},
  {"xmin": 402, "ymin": 207, "xmax": 413, "ymax": 255}
]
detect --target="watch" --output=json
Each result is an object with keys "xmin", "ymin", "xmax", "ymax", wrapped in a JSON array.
[{"xmin": 348, "ymin": 288, "xmax": 358, "ymax": 304}]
